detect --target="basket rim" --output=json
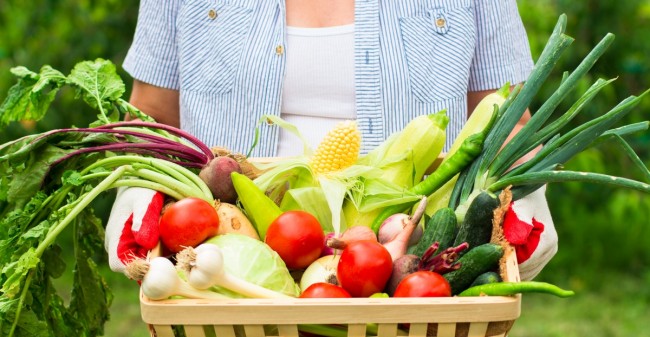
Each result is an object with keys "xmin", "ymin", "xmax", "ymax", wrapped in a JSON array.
[{"xmin": 140, "ymin": 292, "xmax": 521, "ymax": 325}]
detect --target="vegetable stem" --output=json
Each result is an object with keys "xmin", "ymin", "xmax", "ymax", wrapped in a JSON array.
[
  {"xmin": 127, "ymin": 167, "xmax": 208, "ymax": 201},
  {"xmin": 489, "ymin": 170, "xmax": 650, "ymax": 195},
  {"xmin": 110, "ymin": 179, "xmax": 185, "ymax": 201},
  {"xmin": 489, "ymin": 33, "xmax": 615, "ymax": 178},
  {"xmin": 148, "ymin": 159, "xmax": 213, "ymax": 198},
  {"xmin": 36, "ymin": 166, "xmax": 127, "ymax": 257},
  {"xmin": 96, "ymin": 121, "xmax": 214, "ymax": 161},
  {"xmin": 8, "ymin": 271, "xmax": 34, "ymax": 337},
  {"xmin": 80, "ymin": 155, "xmax": 213, "ymax": 200},
  {"xmin": 52, "ymin": 142, "xmax": 207, "ymax": 168}
]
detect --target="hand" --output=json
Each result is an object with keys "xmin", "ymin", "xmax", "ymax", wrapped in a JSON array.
[
  {"xmin": 503, "ymin": 185, "xmax": 558, "ymax": 281},
  {"xmin": 105, "ymin": 187, "xmax": 165, "ymax": 273}
]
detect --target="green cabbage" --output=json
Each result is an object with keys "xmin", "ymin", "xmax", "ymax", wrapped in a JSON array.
[{"xmin": 204, "ymin": 234, "xmax": 300, "ymax": 298}]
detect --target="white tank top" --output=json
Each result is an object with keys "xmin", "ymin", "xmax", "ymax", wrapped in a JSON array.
[{"xmin": 277, "ymin": 24, "xmax": 356, "ymax": 157}]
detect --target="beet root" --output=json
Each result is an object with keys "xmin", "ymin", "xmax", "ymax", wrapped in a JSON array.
[
  {"xmin": 199, "ymin": 156, "xmax": 243, "ymax": 203},
  {"xmin": 385, "ymin": 254, "xmax": 420, "ymax": 296}
]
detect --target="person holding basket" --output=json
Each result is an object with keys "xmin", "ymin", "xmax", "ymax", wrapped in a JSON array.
[{"xmin": 106, "ymin": 0, "xmax": 557, "ymax": 282}]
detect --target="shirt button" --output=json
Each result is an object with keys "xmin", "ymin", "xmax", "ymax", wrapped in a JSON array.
[
  {"xmin": 275, "ymin": 45, "xmax": 284, "ymax": 55},
  {"xmin": 208, "ymin": 9, "xmax": 217, "ymax": 20},
  {"xmin": 436, "ymin": 18, "xmax": 446, "ymax": 28}
]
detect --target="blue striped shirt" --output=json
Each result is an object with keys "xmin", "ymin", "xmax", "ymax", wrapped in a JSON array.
[{"xmin": 123, "ymin": 0, "xmax": 533, "ymax": 157}]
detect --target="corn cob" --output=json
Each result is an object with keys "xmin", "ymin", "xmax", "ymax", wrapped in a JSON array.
[{"xmin": 309, "ymin": 120, "xmax": 361, "ymax": 175}]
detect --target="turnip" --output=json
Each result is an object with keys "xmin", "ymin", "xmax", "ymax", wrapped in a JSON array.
[{"xmin": 199, "ymin": 156, "xmax": 242, "ymax": 203}]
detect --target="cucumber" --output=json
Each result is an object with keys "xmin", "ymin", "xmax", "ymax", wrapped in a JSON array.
[
  {"xmin": 411, "ymin": 207, "xmax": 457, "ymax": 257},
  {"xmin": 469, "ymin": 271, "xmax": 502, "ymax": 288},
  {"xmin": 443, "ymin": 243, "xmax": 504, "ymax": 295},
  {"xmin": 453, "ymin": 191, "xmax": 500, "ymax": 252}
]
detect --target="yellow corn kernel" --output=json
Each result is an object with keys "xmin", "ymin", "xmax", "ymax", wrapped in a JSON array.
[{"xmin": 310, "ymin": 120, "xmax": 361, "ymax": 175}]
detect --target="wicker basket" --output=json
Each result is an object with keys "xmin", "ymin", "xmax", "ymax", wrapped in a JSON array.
[{"xmin": 140, "ymin": 247, "xmax": 521, "ymax": 337}]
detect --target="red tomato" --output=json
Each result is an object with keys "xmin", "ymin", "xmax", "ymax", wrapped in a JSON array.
[
  {"xmin": 265, "ymin": 210, "xmax": 325, "ymax": 270},
  {"xmin": 393, "ymin": 271, "xmax": 451, "ymax": 298},
  {"xmin": 337, "ymin": 240, "xmax": 393, "ymax": 298},
  {"xmin": 159, "ymin": 198, "xmax": 220, "ymax": 252},
  {"xmin": 300, "ymin": 283, "xmax": 352, "ymax": 298}
]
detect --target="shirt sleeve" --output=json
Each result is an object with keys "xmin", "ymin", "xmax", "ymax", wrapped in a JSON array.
[
  {"xmin": 122, "ymin": 0, "xmax": 181, "ymax": 90},
  {"xmin": 468, "ymin": 0, "xmax": 534, "ymax": 91}
]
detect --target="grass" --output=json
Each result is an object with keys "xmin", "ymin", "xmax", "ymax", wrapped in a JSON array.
[
  {"xmin": 509, "ymin": 270, "xmax": 650, "ymax": 337},
  {"xmin": 101, "ymin": 268, "xmax": 650, "ymax": 337}
]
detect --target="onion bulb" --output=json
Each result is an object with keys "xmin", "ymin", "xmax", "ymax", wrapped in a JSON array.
[{"xmin": 299, "ymin": 254, "xmax": 341, "ymax": 291}]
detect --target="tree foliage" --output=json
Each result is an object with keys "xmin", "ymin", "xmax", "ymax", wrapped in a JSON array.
[{"xmin": 0, "ymin": 0, "xmax": 137, "ymax": 142}]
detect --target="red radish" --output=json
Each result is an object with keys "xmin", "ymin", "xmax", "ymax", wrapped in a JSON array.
[
  {"xmin": 393, "ymin": 271, "xmax": 451, "ymax": 298},
  {"xmin": 381, "ymin": 197, "xmax": 427, "ymax": 261},
  {"xmin": 300, "ymin": 283, "xmax": 351, "ymax": 298},
  {"xmin": 337, "ymin": 240, "xmax": 393, "ymax": 298},
  {"xmin": 265, "ymin": 210, "xmax": 325, "ymax": 270},
  {"xmin": 199, "ymin": 156, "xmax": 242, "ymax": 203},
  {"xmin": 159, "ymin": 197, "xmax": 220, "ymax": 252}
]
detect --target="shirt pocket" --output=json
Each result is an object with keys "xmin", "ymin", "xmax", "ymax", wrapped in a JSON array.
[
  {"xmin": 177, "ymin": 0, "xmax": 253, "ymax": 94},
  {"xmin": 399, "ymin": 3, "xmax": 476, "ymax": 103}
]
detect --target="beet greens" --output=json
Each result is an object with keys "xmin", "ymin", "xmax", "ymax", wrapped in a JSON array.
[{"xmin": 0, "ymin": 59, "xmax": 219, "ymax": 337}]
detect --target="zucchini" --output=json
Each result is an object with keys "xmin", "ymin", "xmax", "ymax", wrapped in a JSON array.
[
  {"xmin": 443, "ymin": 243, "xmax": 504, "ymax": 295},
  {"xmin": 411, "ymin": 207, "xmax": 457, "ymax": 257},
  {"xmin": 469, "ymin": 271, "xmax": 502, "ymax": 288},
  {"xmin": 453, "ymin": 191, "xmax": 500, "ymax": 252}
]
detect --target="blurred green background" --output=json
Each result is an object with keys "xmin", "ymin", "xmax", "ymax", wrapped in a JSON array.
[{"xmin": 1, "ymin": 1, "xmax": 649, "ymax": 336}]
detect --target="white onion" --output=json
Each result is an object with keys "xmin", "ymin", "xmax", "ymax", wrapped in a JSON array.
[{"xmin": 299, "ymin": 254, "xmax": 341, "ymax": 291}]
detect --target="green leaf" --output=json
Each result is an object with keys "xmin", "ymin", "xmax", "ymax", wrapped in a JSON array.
[
  {"xmin": 1, "ymin": 248, "xmax": 40, "ymax": 298},
  {"xmin": 40, "ymin": 244, "xmax": 66, "ymax": 279},
  {"xmin": 66, "ymin": 59, "xmax": 125, "ymax": 122},
  {"xmin": 0, "ymin": 298, "xmax": 51, "ymax": 337},
  {"xmin": 9, "ymin": 66, "xmax": 38, "ymax": 79},
  {"xmin": 280, "ymin": 187, "xmax": 334, "ymax": 233},
  {"xmin": 0, "ymin": 192, "xmax": 49, "ymax": 266},
  {"xmin": 44, "ymin": 294, "xmax": 81, "ymax": 337},
  {"xmin": 69, "ymin": 254, "xmax": 112, "ymax": 336},
  {"xmin": 0, "ymin": 66, "xmax": 66, "ymax": 127},
  {"xmin": 318, "ymin": 176, "xmax": 349, "ymax": 235},
  {"xmin": 61, "ymin": 171, "xmax": 85, "ymax": 186},
  {"xmin": 5, "ymin": 144, "xmax": 70, "ymax": 207},
  {"xmin": 69, "ymin": 211, "xmax": 112, "ymax": 336}
]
